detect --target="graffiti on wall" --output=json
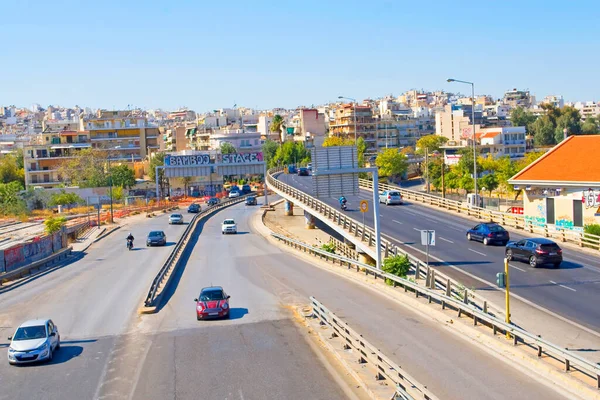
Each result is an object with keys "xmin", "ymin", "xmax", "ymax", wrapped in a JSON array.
[
  {"xmin": 525, "ymin": 202, "xmax": 547, "ymax": 227},
  {"xmin": 555, "ymin": 215, "xmax": 574, "ymax": 230},
  {"xmin": 582, "ymin": 189, "xmax": 600, "ymax": 209}
]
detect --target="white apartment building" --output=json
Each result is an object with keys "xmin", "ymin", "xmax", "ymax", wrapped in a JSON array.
[
  {"xmin": 478, "ymin": 126, "xmax": 528, "ymax": 159},
  {"xmin": 573, "ymin": 102, "xmax": 600, "ymax": 121},
  {"xmin": 435, "ymin": 104, "xmax": 481, "ymax": 145},
  {"xmin": 209, "ymin": 128, "xmax": 262, "ymax": 153},
  {"xmin": 541, "ymin": 95, "xmax": 564, "ymax": 109}
]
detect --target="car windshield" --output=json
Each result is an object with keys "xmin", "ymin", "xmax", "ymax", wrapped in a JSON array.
[
  {"xmin": 199, "ymin": 290, "xmax": 225, "ymax": 301},
  {"xmin": 389, "ymin": 191, "xmax": 400, "ymax": 196},
  {"xmin": 172, "ymin": 214, "xmax": 182, "ymax": 218},
  {"xmin": 13, "ymin": 325, "xmax": 46, "ymax": 341},
  {"xmin": 488, "ymin": 225, "xmax": 505, "ymax": 232},
  {"xmin": 149, "ymin": 231, "xmax": 163, "ymax": 237},
  {"xmin": 224, "ymin": 220, "xmax": 235, "ymax": 225}
]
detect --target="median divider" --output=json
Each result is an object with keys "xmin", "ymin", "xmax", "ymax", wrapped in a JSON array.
[
  {"xmin": 271, "ymin": 232, "xmax": 600, "ymax": 393},
  {"xmin": 138, "ymin": 194, "xmax": 252, "ymax": 314}
]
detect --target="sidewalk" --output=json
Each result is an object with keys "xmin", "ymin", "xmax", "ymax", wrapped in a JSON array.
[{"xmin": 264, "ymin": 201, "xmax": 600, "ymax": 365}]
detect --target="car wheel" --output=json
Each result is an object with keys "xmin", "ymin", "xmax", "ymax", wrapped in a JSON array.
[
  {"xmin": 467, "ymin": 233, "xmax": 472, "ymax": 241},
  {"xmin": 146, "ymin": 244, "xmax": 150, "ymax": 247},
  {"xmin": 197, "ymin": 315, "xmax": 201, "ymax": 321},
  {"xmin": 55, "ymin": 338, "xmax": 60, "ymax": 350},
  {"xmin": 529, "ymin": 256, "xmax": 538, "ymax": 268},
  {"xmin": 506, "ymin": 249, "xmax": 513, "ymax": 261},
  {"xmin": 483, "ymin": 237, "xmax": 489, "ymax": 246},
  {"xmin": 553, "ymin": 262, "xmax": 561, "ymax": 269}
]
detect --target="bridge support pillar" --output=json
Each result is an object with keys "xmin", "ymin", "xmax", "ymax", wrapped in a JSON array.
[
  {"xmin": 304, "ymin": 211, "xmax": 316, "ymax": 229},
  {"xmin": 358, "ymin": 251, "xmax": 375, "ymax": 266},
  {"xmin": 284, "ymin": 200, "xmax": 294, "ymax": 216}
]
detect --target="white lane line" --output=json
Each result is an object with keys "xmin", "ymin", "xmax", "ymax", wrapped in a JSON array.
[
  {"xmin": 392, "ymin": 220, "xmax": 403, "ymax": 225},
  {"xmin": 509, "ymin": 264, "xmax": 526, "ymax": 272},
  {"xmin": 468, "ymin": 248, "xmax": 487, "ymax": 256},
  {"xmin": 559, "ymin": 284, "xmax": 577, "ymax": 292},
  {"xmin": 448, "ymin": 226, "xmax": 463, "ymax": 232},
  {"xmin": 413, "ymin": 228, "xmax": 420, "ymax": 232},
  {"xmin": 424, "ymin": 218, "xmax": 438, "ymax": 223},
  {"xmin": 549, "ymin": 280, "xmax": 558, "ymax": 285},
  {"xmin": 439, "ymin": 237, "xmax": 454, "ymax": 243}
]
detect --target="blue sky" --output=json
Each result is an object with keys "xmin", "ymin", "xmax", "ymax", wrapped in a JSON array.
[{"xmin": 1, "ymin": 0, "xmax": 598, "ymax": 112}]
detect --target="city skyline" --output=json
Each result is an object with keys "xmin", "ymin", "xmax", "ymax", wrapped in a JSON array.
[{"xmin": 1, "ymin": 0, "xmax": 598, "ymax": 112}]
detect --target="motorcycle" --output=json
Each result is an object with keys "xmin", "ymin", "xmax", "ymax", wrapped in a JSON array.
[
  {"xmin": 127, "ymin": 238, "xmax": 134, "ymax": 251},
  {"xmin": 340, "ymin": 201, "xmax": 348, "ymax": 211}
]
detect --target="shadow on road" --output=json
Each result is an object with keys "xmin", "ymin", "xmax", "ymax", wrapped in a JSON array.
[
  {"xmin": 48, "ymin": 345, "xmax": 84, "ymax": 365},
  {"xmin": 429, "ymin": 260, "xmax": 493, "ymax": 267},
  {"xmin": 229, "ymin": 308, "xmax": 249, "ymax": 320}
]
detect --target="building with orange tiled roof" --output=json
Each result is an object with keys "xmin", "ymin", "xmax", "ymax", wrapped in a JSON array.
[{"xmin": 508, "ymin": 135, "xmax": 600, "ymax": 231}]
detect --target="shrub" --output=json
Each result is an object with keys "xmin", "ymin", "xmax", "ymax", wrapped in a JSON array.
[
  {"xmin": 382, "ymin": 255, "xmax": 411, "ymax": 285},
  {"xmin": 321, "ymin": 243, "xmax": 336, "ymax": 254},
  {"xmin": 584, "ymin": 224, "xmax": 600, "ymax": 237},
  {"xmin": 44, "ymin": 216, "xmax": 67, "ymax": 235}
]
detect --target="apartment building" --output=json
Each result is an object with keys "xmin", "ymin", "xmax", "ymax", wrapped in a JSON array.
[
  {"xmin": 24, "ymin": 130, "xmax": 91, "ymax": 187},
  {"xmin": 209, "ymin": 128, "xmax": 262, "ymax": 153},
  {"xmin": 82, "ymin": 110, "xmax": 160, "ymax": 161},
  {"xmin": 435, "ymin": 104, "xmax": 483, "ymax": 144},
  {"xmin": 287, "ymin": 109, "xmax": 327, "ymax": 147},
  {"xmin": 503, "ymin": 89, "xmax": 536, "ymax": 108},
  {"xmin": 541, "ymin": 95, "xmax": 564, "ymax": 109},
  {"xmin": 330, "ymin": 104, "xmax": 378, "ymax": 154},
  {"xmin": 42, "ymin": 118, "xmax": 80, "ymax": 132},
  {"xmin": 573, "ymin": 102, "xmax": 600, "ymax": 121},
  {"xmin": 477, "ymin": 127, "xmax": 529, "ymax": 159}
]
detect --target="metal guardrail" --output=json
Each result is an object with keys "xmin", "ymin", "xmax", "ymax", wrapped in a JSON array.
[
  {"xmin": 310, "ymin": 296, "xmax": 438, "ymax": 400},
  {"xmin": 358, "ymin": 178, "xmax": 600, "ymax": 251},
  {"xmin": 275, "ymin": 233, "xmax": 600, "ymax": 389},
  {"xmin": 143, "ymin": 194, "xmax": 252, "ymax": 308},
  {"xmin": 266, "ymin": 167, "xmax": 494, "ymax": 316},
  {"xmin": 0, "ymin": 246, "xmax": 72, "ymax": 285}
]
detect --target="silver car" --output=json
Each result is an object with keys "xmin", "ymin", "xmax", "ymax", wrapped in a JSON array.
[
  {"xmin": 7, "ymin": 319, "xmax": 60, "ymax": 365},
  {"xmin": 379, "ymin": 190, "xmax": 403, "ymax": 205},
  {"xmin": 169, "ymin": 213, "xmax": 184, "ymax": 224}
]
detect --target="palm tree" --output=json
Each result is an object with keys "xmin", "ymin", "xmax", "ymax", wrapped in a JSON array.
[
  {"xmin": 270, "ymin": 115, "xmax": 285, "ymax": 137},
  {"xmin": 182, "ymin": 176, "xmax": 193, "ymax": 197}
]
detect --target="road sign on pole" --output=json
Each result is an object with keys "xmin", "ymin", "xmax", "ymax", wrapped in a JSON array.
[
  {"xmin": 359, "ymin": 200, "xmax": 368, "ymax": 213},
  {"xmin": 421, "ymin": 230, "xmax": 435, "ymax": 268}
]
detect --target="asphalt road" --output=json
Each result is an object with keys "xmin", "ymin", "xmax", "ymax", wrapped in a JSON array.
[
  {"xmin": 0, "ymin": 211, "xmax": 191, "ymax": 400},
  {"xmin": 280, "ymin": 173, "xmax": 600, "ymax": 333},
  {"xmin": 131, "ymin": 202, "xmax": 564, "ymax": 400}
]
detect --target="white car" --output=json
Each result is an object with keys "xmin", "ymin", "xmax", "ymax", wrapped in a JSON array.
[
  {"xmin": 7, "ymin": 319, "xmax": 60, "ymax": 365},
  {"xmin": 169, "ymin": 213, "xmax": 184, "ymax": 224},
  {"xmin": 222, "ymin": 219, "xmax": 237, "ymax": 234},
  {"xmin": 228, "ymin": 190, "xmax": 241, "ymax": 199},
  {"xmin": 379, "ymin": 190, "xmax": 403, "ymax": 205}
]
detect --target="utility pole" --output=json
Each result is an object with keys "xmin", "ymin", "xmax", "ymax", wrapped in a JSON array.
[
  {"xmin": 425, "ymin": 147, "xmax": 429, "ymax": 193},
  {"xmin": 441, "ymin": 159, "xmax": 446, "ymax": 199}
]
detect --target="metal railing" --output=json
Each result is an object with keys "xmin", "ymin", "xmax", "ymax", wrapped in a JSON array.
[
  {"xmin": 276, "ymin": 233, "xmax": 600, "ymax": 389},
  {"xmin": 143, "ymin": 194, "xmax": 251, "ymax": 308},
  {"xmin": 357, "ymin": 178, "xmax": 600, "ymax": 251},
  {"xmin": 310, "ymin": 296, "xmax": 438, "ymax": 400},
  {"xmin": 266, "ymin": 168, "xmax": 494, "ymax": 316}
]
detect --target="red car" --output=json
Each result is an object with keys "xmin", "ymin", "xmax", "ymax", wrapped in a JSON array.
[{"xmin": 194, "ymin": 286, "xmax": 230, "ymax": 320}]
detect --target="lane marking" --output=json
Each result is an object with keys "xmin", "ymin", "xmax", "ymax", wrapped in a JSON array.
[
  {"xmin": 448, "ymin": 226, "xmax": 463, "ymax": 232},
  {"xmin": 412, "ymin": 228, "xmax": 420, "ymax": 232},
  {"xmin": 468, "ymin": 248, "xmax": 487, "ymax": 256},
  {"xmin": 559, "ymin": 284, "xmax": 577, "ymax": 292},
  {"xmin": 549, "ymin": 280, "xmax": 558, "ymax": 285},
  {"xmin": 509, "ymin": 264, "xmax": 526, "ymax": 272},
  {"xmin": 439, "ymin": 237, "xmax": 454, "ymax": 244},
  {"xmin": 392, "ymin": 220, "xmax": 403, "ymax": 225}
]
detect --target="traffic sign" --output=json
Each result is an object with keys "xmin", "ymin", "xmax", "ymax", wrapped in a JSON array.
[
  {"xmin": 360, "ymin": 200, "xmax": 369, "ymax": 213},
  {"xmin": 420, "ymin": 230, "xmax": 435, "ymax": 246}
]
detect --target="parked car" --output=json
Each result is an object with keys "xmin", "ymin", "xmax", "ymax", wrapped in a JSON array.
[
  {"xmin": 221, "ymin": 219, "xmax": 237, "ymax": 234},
  {"xmin": 287, "ymin": 165, "xmax": 297, "ymax": 174},
  {"xmin": 297, "ymin": 167, "xmax": 309, "ymax": 176},
  {"xmin": 241, "ymin": 184, "xmax": 252, "ymax": 194},
  {"xmin": 147, "ymin": 230, "xmax": 167, "ymax": 246},
  {"xmin": 245, "ymin": 196, "xmax": 257, "ymax": 206},
  {"xmin": 194, "ymin": 286, "xmax": 230, "ymax": 320},
  {"xmin": 466, "ymin": 222, "xmax": 509, "ymax": 246},
  {"xmin": 7, "ymin": 319, "xmax": 60, "ymax": 365},
  {"xmin": 505, "ymin": 238, "xmax": 563, "ymax": 268},
  {"xmin": 230, "ymin": 185, "xmax": 240, "ymax": 192},
  {"xmin": 207, "ymin": 197, "xmax": 219, "ymax": 206},
  {"xmin": 228, "ymin": 190, "xmax": 241, "ymax": 199},
  {"xmin": 169, "ymin": 213, "xmax": 184, "ymax": 224},
  {"xmin": 379, "ymin": 190, "xmax": 403, "ymax": 205},
  {"xmin": 187, "ymin": 203, "xmax": 201, "ymax": 213},
  {"xmin": 307, "ymin": 163, "xmax": 312, "ymax": 171}
]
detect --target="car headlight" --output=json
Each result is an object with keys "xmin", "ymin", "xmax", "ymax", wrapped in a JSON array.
[
  {"xmin": 8, "ymin": 347, "xmax": 15, "ymax": 353},
  {"xmin": 222, "ymin": 302, "xmax": 229, "ymax": 309},
  {"xmin": 36, "ymin": 342, "xmax": 48, "ymax": 351}
]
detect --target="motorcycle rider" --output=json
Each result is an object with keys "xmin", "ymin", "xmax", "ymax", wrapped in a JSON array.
[
  {"xmin": 126, "ymin": 232, "xmax": 134, "ymax": 248},
  {"xmin": 339, "ymin": 196, "xmax": 347, "ymax": 210}
]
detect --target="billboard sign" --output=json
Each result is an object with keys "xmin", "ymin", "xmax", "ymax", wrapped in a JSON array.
[
  {"xmin": 165, "ymin": 154, "xmax": 210, "ymax": 167},
  {"xmin": 311, "ymin": 146, "xmax": 359, "ymax": 197},
  {"xmin": 221, "ymin": 152, "xmax": 263, "ymax": 164}
]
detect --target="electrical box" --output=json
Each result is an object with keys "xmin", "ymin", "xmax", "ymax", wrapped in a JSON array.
[{"xmin": 496, "ymin": 272, "xmax": 506, "ymax": 288}]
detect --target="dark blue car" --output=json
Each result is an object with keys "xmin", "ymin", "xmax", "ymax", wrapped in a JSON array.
[{"xmin": 466, "ymin": 222, "xmax": 509, "ymax": 246}]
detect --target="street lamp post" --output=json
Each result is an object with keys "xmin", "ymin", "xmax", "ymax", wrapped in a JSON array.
[
  {"xmin": 338, "ymin": 96, "xmax": 358, "ymax": 145},
  {"xmin": 107, "ymin": 157, "xmax": 114, "ymax": 223},
  {"xmin": 447, "ymin": 78, "xmax": 478, "ymax": 203}
]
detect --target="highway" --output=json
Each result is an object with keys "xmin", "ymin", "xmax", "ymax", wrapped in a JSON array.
[
  {"xmin": 0, "ymin": 212, "xmax": 191, "ymax": 400},
  {"xmin": 0, "ymin": 201, "xmax": 568, "ymax": 399},
  {"xmin": 280, "ymin": 173, "xmax": 600, "ymax": 333}
]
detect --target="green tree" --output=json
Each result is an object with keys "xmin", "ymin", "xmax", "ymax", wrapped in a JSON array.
[
  {"xmin": 530, "ymin": 115, "xmax": 556, "ymax": 146},
  {"xmin": 400, "ymin": 146, "xmax": 415, "ymax": 156},
  {"xmin": 382, "ymin": 255, "xmax": 411, "ymax": 285},
  {"xmin": 453, "ymin": 147, "xmax": 481, "ymax": 193},
  {"xmin": 270, "ymin": 114, "xmax": 285, "ymax": 136},
  {"xmin": 0, "ymin": 152, "xmax": 25, "ymax": 186},
  {"xmin": 509, "ymin": 106, "xmax": 538, "ymax": 133},
  {"xmin": 220, "ymin": 142, "xmax": 237, "ymax": 154},
  {"xmin": 262, "ymin": 139, "xmax": 280, "ymax": 168},
  {"xmin": 182, "ymin": 176, "xmax": 193, "ymax": 196},
  {"xmin": 272, "ymin": 141, "xmax": 310, "ymax": 167},
  {"xmin": 356, "ymin": 136, "xmax": 367, "ymax": 168},
  {"xmin": 22, "ymin": 187, "xmax": 51, "ymax": 210},
  {"xmin": 108, "ymin": 185, "xmax": 124, "ymax": 201},
  {"xmin": 375, "ymin": 149, "xmax": 408, "ymax": 180},
  {"xmin": 110, "ymin": 164, "xmax": 136, "ymax": 188},
  {"xmin": 49, "ymin": 190, "xmax": 84, "ymax": 207},
  {"xmin": 322, "ymin": 136, "xmax": 354, "ymax": 147},
  {"xmin": 479, "ymin": 173, "xmax": 499, "ymax": 196},
  {"xmin": 582, "ymin": 117, "xmax": 599, "ymax": 134},
  {"xmin": 44, "ymin": 216, "xmax": 67, "ymax": 235},
  {"xmin": 554, "ymin": 106, "xmax": 582, "ymax": 143},
  {"xmin": 415, "ymin": 134, "xmax": 448, "ymax": 154},
  {"xmin": 58, "ymin": 148, "xmax": 109, "ymax": 187}
]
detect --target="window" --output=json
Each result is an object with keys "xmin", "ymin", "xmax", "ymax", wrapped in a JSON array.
[{"xmin": 525, "ymin": 241, "xmax": 536, "ymax": 249}]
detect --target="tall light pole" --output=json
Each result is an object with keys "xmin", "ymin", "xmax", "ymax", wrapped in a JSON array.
[
  {"xmin": 447, "ymin": 78, "xmax": 478, "ymax": 203},
  {"xmin": 338, "ymin": 96, "xmax": 358, "ymax": 145}
]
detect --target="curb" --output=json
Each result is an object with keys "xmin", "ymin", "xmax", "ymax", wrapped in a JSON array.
[{"xmin": 93, "ymin": 225, "xmax": 121, "ymax": 243}]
